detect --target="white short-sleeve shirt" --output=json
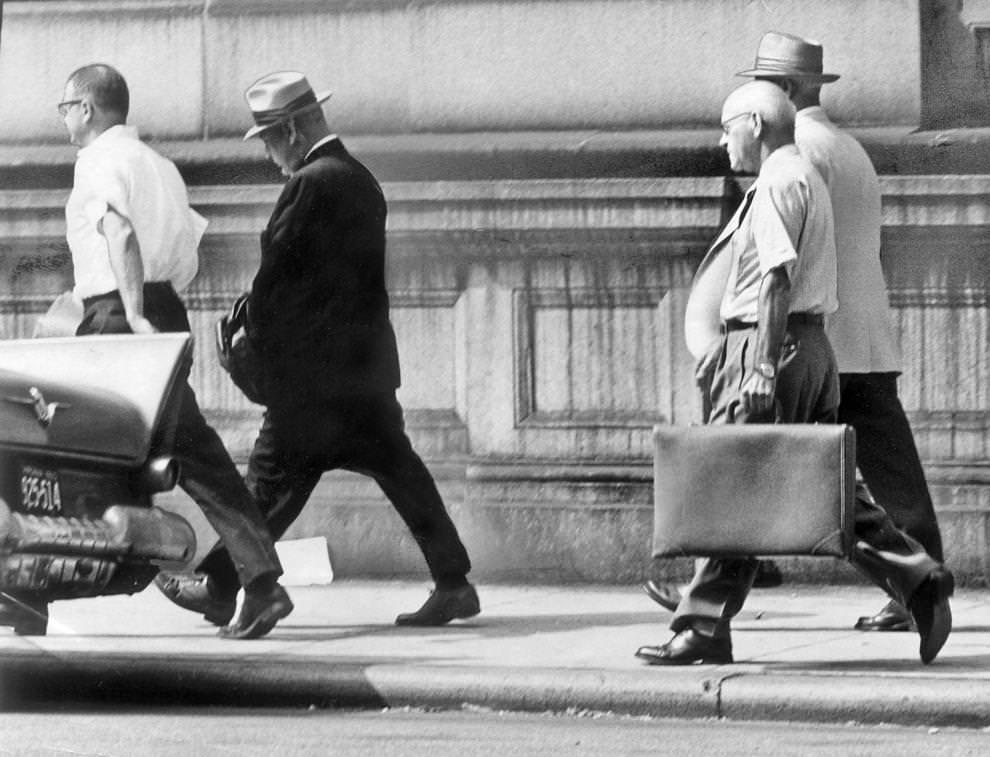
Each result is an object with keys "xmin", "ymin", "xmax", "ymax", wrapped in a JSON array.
[
  {"xmin": 66, "ymin": 125, "xmax": 206, "ymax": 300},
  {"xmin": 719, "ymin": 144, "xmax": 838, "ymax": 322}
]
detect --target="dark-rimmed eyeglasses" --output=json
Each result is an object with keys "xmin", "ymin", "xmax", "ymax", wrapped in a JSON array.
[
  {"xmin": 720, "ymin": 112, "xmax": 752, "ymax": 135},
  {"xmin": 57, "ymin": 99, "xmax": 82, "ymax": 117}
]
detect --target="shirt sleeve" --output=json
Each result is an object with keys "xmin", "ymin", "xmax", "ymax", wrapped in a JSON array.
[
  {"xmin": 749, "ymin": 173, "xmax": 807, "ymax": 277},
  {"xmin": 77, "ymin": 152, "xmax": 132, "ymax": 227}
]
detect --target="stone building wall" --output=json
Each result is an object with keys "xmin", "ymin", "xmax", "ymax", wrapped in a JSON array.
[{"xmin": 0, "ymin": 0, "xmax": 987, "ymax": 584}]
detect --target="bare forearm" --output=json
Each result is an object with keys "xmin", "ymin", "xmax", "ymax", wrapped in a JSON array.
[{"xmin": 754, "ymin": 266, "xmax": 791, "ymax": 371}]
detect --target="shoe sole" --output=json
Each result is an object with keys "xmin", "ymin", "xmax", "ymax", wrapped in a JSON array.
[
  {"xmin": 853, "ymin": 619, "xmax": 916, "ymax": 632},
  {"xmin": 910, "ymin": 570, "xmax": 954, "ymax": 664},
  {"xmin": 155, "ymin": 576, "xmax": 235, "ymax": 627},
  {"xmin": 395, "ymin": 601, "xmax": 481, "ymax": 627},
  {"xmin": 643, "ymin": 582, "xmax": 680, "ymax": 613},
  {"xmin": 218, "ymin": 598, "xmax": 294, "ymax": 640},
  {"xmin": 636, "ymin": 650, "xmax": 733, "ymax": 666}
]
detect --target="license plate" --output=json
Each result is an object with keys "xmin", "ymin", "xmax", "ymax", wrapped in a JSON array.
[{"xmin": 20, "ymin": 465, "xmax": 63, "ymax": 514}]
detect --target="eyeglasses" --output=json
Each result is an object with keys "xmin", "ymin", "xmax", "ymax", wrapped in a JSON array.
[
  {"xmin": 720, "ymin": 112, "xmax": 752, "ymax": 135},
  {"xmin": 57, "ymin": 99, "xmax": 82, "ymax": 117}
]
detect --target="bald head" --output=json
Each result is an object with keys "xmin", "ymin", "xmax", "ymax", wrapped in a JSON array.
[
  {"xmin": 719, "ymin": 81, "xmax": 796, "ymax": 173},
  {"xmin": 722, "ymin": 81, "xmax": 795, "ymax": 140}
]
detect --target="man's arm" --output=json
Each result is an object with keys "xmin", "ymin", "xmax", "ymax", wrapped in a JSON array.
[
  {"xmin": 740, "ymin": 265, "xmax": 790, "ymax": 418},
  {"xmin": 98, "ymin": 207, "xmax": 155, "ymax": 334}
]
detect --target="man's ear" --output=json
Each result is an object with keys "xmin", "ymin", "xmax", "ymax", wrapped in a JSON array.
[
  {"xmin": 750, "ymin": 112, "xmax": 764, "ymax": 139},
  {"xmin": 285, "ymin": 118, "xmax": 301, "ymax": 145}
]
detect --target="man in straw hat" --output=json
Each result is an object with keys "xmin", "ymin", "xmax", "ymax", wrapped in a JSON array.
[
  {"xmin": 60, "ymin": 63, "xmax": 292, "ymax": 640},
  {"xmin": 747, "ymin": 31, "xmax": 945, "ymax": 634},
  {"xmin": 158, "ymin": 71, "xmax": 480, "ymax": 627},
  {"xmin": 633, "ymin": 80, "xmax": 953, "ymax": 666},
  {"xmin": 644, "ymin": 32, "xmax": 945, "ymax": 635}
]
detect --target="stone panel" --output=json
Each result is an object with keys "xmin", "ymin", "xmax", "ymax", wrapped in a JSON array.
[
  {"xmin": 0, "ymin": 0, "xmax": 921, "ymax": 142},
  {"xmin": 0, "ymin": 1, "xmax": 204, "ymax": 142}
]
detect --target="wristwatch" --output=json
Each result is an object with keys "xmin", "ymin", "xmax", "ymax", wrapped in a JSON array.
[{"xmin": 755, "ymin": 360, "xmax": 777, "ymax": 380}]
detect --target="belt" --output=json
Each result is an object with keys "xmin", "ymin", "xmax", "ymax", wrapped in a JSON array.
[
  {"xmin": 723, "ymin": 312, "xmax": 824, "ymax": 332},
  {"xmin": 82, "ymin": 281, "xmax": 174, "ymax": 309}
]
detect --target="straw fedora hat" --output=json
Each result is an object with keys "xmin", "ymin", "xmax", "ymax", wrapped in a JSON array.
[
  {"xmin": 243, "ymin": 71, "xmax": 332, "ymax": 140},
  {"xmin": 736, "ymin": 32, "xmax": 840, "ymax": 83}
]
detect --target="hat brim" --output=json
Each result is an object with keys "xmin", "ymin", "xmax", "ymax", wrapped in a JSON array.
[
  {"xmin": 243, "ymin": 90, "xmax": 333, "ymax": 141},
  {"xmin": 736, "ymin": 68, "xmax": 840, "ymax": 83}
]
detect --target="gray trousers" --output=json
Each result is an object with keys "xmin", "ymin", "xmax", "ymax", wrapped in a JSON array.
[{"xmin": 671, "ymin": 320, "xmax": 939, "ymax": 640}]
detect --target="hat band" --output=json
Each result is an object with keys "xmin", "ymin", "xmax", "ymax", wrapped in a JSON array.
[
  {"xmin": 751, "ymin": 54, "xmax": 822, "ymax": 76},
  {"xmin": 251, "ymin": 90, "xmax": 318, "ymax": 126}
]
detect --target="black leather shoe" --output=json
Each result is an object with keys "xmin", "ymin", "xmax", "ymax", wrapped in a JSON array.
[
  {"xmin": 854, "ymin": 600, "xmax": 916, "ymax": 632},
  {"xmin": 751, "ymin": 559, "xmax": 783, "ymax": 588},
  {"xmin": 218, "ymin": 584, "xmax": 294, "ymax": 640},
  {"xmin": 395, "ymin": 584, "xmax": 481, "ymax": 626},
  {"xmin": 635, "ymin": 629, "xmax": 733, "ymax": 665},
  {"xmin": 907, "ymin": 568, "xmax": 954, "ymax": 664},
  {"xmin": 643, "ymin": 580, "xmax": 682, "ymax": 612},
  {"xmin": 154, "ymin": 571, "xmax": 236, "ymax": 626}
]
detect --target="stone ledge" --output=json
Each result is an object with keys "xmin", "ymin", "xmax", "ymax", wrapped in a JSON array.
[{"xmin": 6, "ymin": 127, "xmax": 990, "ymax": 187}]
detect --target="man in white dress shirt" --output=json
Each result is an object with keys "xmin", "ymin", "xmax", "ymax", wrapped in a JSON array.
[{"xmin": 61, "ymin": 63, "xmax": 291, "ymax": 639}]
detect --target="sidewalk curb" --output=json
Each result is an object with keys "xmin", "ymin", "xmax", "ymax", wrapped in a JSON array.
[{"xmin": 2, "ymin": 650, "xmax": 986, "ymax": 728}]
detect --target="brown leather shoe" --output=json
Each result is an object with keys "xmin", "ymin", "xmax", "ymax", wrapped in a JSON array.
[
  {"xmin": 643, "ymin": 580, "xmax": 682, "ymax": 612},
  {"xmin": 854, "ymin": 600, "xmax": 916, "ymax": 632},
  {"xmin": 154, "ymin": 571, "xmax": 236, "ymax": 626},
  {"xmin": 908, "ymin": 568, "xmax": 954, "ymax": 664},
  {"xmin": 218, "ymin": 584, "xmax": 294, "ymax": 640},
  {"xmin": 635, "ymin": 629, "xmax": 733, "ymax": 665},
  {"xmin": 395, "ymin": 584, "xmax": 481, "ymax": 626}
]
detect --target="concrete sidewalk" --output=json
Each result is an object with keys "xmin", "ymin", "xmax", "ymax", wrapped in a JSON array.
[{"xmin": 1, "ymin": 580, "xmax": 988, "ymax": 728}]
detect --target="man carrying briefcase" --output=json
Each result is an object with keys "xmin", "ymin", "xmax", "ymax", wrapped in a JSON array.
[{"xmin": 634, "ymin": 82, "xmax": 952, "ymax": 666}]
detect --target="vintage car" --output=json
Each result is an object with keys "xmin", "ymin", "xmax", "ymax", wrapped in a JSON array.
[{"xmin": 0, "ymin": 333, "xmax": 197, "ymax": 635}]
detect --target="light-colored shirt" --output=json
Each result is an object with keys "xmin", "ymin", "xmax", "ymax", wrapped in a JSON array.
[
  {"xmin": 795, "ymin": 107, "xmax": 901, "ymax": 373},
  {"xmin": 719, "ymin": 144, "xmax": 838, "ymax": 322},
  {"xmin": 304, "ymin": 134, "xmax": 339, "ymax": 160},
  {"xmin": 66, "ymin": 125, "xmax": 205, "ymax": 300}
]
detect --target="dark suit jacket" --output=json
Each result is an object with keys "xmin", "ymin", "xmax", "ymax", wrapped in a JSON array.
[{"xmin": 248, "ymin": 137, "xmax": 400, "ymax": 405}]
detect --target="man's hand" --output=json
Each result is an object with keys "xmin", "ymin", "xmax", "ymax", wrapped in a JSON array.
[
  {"xmin": 128, "ymin": 315, "xmax": 157, "ymax": 334},
  {"xmin": 740, "ymin": 370, "xmax": 776, "ymax": 418}
]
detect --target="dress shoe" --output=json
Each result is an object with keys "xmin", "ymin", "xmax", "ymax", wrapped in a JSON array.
[
  {"xmin": 854, "ymin": 599, "xmax": 916, "ymax": 632},
  {"xmin": 395, "ymin": 584, "xmax": 480, "ymax": 626},
  {"xmin": 907, "ymin": 568, "xmax": 954, "ymax": 664},
  {"xmin": 643, "ymin": 580, "xmax": 682, "ymax": 612},
  {"xmin": 634, "ymin": 629, "xmax": 733, "ymax": 665},
  {"xmin": 154, "ymin": 571, "xmax": 236, "ymax": 626},
  {"xmin": 751, "ymin": 559, "xmax": 783, "ymax": 588},
  {"xmin": 218, "ymin": 583, "xmax": 294, "ymax": 640}
]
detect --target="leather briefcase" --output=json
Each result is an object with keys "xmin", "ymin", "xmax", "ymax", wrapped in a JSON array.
[
  {"xmin": 651, "ymin": 424, "xmax": 856, "ymax": 559},
  {"xmin": 215, "ymin": 294, "xmax": 267, "ymax": 405}
]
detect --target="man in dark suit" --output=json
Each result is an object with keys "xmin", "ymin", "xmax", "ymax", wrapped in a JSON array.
[{"xmin": 158, "ymin": 71, "xmax": 479, "ymax": 627}]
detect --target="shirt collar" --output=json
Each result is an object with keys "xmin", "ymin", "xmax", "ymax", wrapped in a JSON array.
[
  {"xmin": 758, "ymin": 143, "xmax": 801, "ymax": 177},
  {"xmin": 305, "ymin": 134, "xmax": 339, "ymax": 160},
  {"xmin": 79, "ymin": 124, "xmax": 138, "ymax": 155},
  {"xmin": 796, "ymin": 105, "xmax": 829, "ymax": 126}
]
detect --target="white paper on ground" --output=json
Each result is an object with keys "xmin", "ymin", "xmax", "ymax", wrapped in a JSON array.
[{"xmin": 274, "ymin": 536, "xmax": 334, "ymax": 586}]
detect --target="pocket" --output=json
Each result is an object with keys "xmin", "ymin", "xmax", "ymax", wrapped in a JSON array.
[{"xmin": 78, "ymin": 299, "xmax": 129, "ymax": 335}]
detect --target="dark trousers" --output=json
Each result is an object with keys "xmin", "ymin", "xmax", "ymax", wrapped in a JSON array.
[
  {"xmin": 839, "ymin": 373, "xmax": 943, "ymax": 561},
  {"xmin": 671, "ymin": 321, "xmax": 939, "ymax": 640},
  {"xmin": 77, "ymin": 283, "xmax": 282, "ymax": 588},
  {"xmin": 198, "ymin": 392, "xmax": 472, "ymax": 599}
]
